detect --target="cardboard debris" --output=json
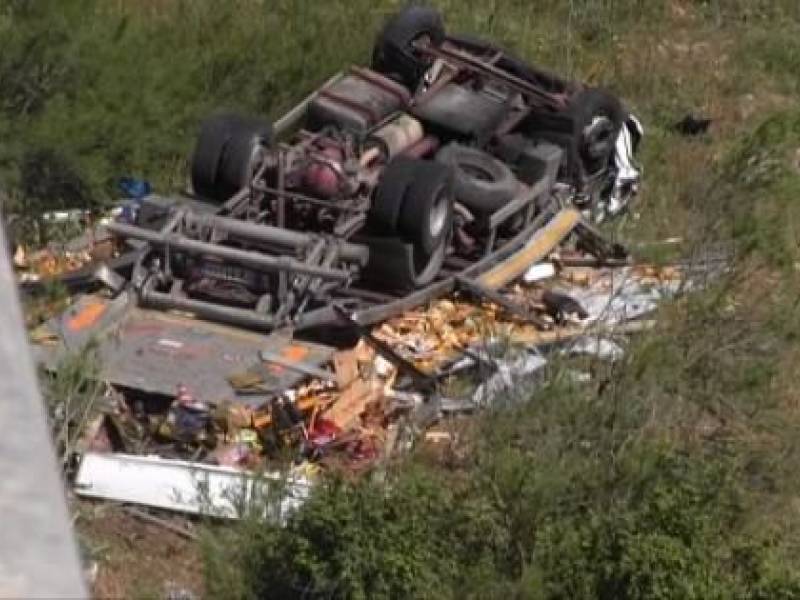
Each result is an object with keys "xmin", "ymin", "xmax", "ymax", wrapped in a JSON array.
[
  {"xmin": 333, "ymin": 347, "xmax": 361, "ymax": 389},
  {"xmin": 323, "ymin": 376, "xmax": 382, "ymax": 431}
]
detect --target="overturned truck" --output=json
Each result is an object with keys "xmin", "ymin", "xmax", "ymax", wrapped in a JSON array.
[{"xmin": 100, "ymin": 5, "xmax": 640, "ymax": 335}]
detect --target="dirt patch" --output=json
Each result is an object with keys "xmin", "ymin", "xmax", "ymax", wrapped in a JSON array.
[{"xmin": 76, "ymin": 502, "xmax": 204, "ymax": 599}]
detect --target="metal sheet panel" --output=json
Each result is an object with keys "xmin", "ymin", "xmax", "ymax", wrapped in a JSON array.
[
  {"xmin": 35, "ymin": 295, "xmax": 335, "ymax": 406},
  {"xmin": 104, "ymin": 309, "xmax": 334, "ymax": 403},
  {"xmin": 75, "ymin": 452, "xmax": 310, "ymax": 519}
]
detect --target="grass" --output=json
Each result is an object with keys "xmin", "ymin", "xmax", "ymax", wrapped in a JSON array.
[
  {"xmin": 3, "ymin": 0, "xmax": 800, "ymax": 597},
  {"xmin": 42, "ymin": 344, "xmax": 104, "ymax": 471}
]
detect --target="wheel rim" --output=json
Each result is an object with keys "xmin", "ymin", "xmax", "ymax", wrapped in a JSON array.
[
  {"xmin": 428, "ymin": 186, "xmax": 449, "ymax": 238},
  {"xmin": 412, "ymin": 231, "xmax": 447, "ymax": 286},
  {"xmin": 583, "ymin": 116, "xmax": 614, "ymax": 154}
]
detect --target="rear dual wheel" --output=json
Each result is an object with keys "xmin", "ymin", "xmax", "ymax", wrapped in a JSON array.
[
  {"xmin": 366, "ymin": 157, "xmax": 454, "ymax": 289},
  {"xmin": 190, "ymin": 114, "xmax": 272, "ymax": 203}
]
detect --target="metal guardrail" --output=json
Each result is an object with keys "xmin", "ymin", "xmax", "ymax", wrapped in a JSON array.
[{"xmin": 0, "ymin": 223, "xmax": 87, "ymax": 598}]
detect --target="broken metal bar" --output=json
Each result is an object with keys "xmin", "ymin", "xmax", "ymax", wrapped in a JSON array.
[
  {"xmin": 332, "ymin": 304, "xmax": 438, "ymax": 391},
  {"xmin": 276, "ymin": 145, "xmax": 287, "ymax": 231},
  {"xmin": 123, "ymin": 506, "xmax": 199, "ymax": 541},
  {"xmin": 259, "ymin": 349, "xmax": 336, "ymax": 383},
  {"xmin": 93, "ymin": 263, "xmax": 127, "ymax": 295},
  {"xmin": 354, "ymin": 278, "xmax": 455, "ymax": 326},
  {"xmin": 553, "ymin": 256, "xmax": 630, "ymax": 268},
  {"xmin": 456, "ymin": 275, "xmax": 549, "ymax": 329},
  {"xmin": 333, "ymin": 211, "xmax": 368, "ymax": 239},
  {"xmin": 106, "ymin": 221, "xmax": 352, "ymax": 281},
  {"xmin": 443, "ymin": 256, "xmax": 472, "ymax": 271},
  {"xmin": 488, "ymin": 176, "xmax": 551, "ymax": 231},
  {"xmin": 292, "ymin": 300, "xmax": 360, "ymax": 331},
  {"xmin": 252, "ymin": 181, "xmax": 360, "ymax": 212},
  {"xmin": 185, "ymin": 213, "xmax": 369, "ymax": 265},
  {"xmin": 216, "ymin": 185, "xmax": 253, "ymax": 217},
  {"xmin": 509, "ymin": 319, "xmax": 657, "ymax": 348},
  {"xmin": 419, "ymin": 40, "xmax": 566, "ymax": 110}
]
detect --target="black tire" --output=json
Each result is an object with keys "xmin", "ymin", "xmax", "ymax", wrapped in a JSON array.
[
  {"xmin": 435, "ymin": 144, "xmax": 518, "ymax": 214},
  {"xmin": 191, "ymin": 114, "xmax": 236, "ymax": 200},
  {"xmin": 372, "ymin": 5, "xmax": 445, "ymax": 89},
  {"xmin": 218, "ymin": 117, "xmax": 271, "ymax": 198},
  {"xmin": 398, "ymin": 160, "xmax": 454, "ymax": 256},
  {"xmin": 517, "ymin": 87, "xmax": 624, "ymax": 186},
  {"xmin": 368, "ymin": 156, "xmax": 419, "ymax": 233},
  {"xmin": 360, "ymin": 232, "xmax": 446, "ymax": 290},
  {"xmin": 571, "ymin": 88, "xmax": 624, "ymax": 170},
  {"xmin": 190, "ymin": 114, "xmax": 272, "ymax": 202}
]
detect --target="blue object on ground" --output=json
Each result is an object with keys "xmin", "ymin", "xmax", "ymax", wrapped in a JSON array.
[
  {"xmin": 117, "ymin": 177, "xmax": 152, "ymax": 223},
  {"xmin": 118, "ymin": 177, "xmax": 152, "ymax": 199}
]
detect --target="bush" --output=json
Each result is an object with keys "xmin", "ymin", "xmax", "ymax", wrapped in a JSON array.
[
  {"xmin": 205, "ymin": 467, "xmax": 511, "ymax": 600},
  {"xmin": 204, "ymin": 427, "xmax": 800, "ymax": 599}
]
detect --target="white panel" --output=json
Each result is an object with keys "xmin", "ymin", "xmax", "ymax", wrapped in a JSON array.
[{"xmin": 75, "ymin": 452, "xmax": 310, "ymax": 520}]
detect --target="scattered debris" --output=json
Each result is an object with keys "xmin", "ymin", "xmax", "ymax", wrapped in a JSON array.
[
  {"xmin": 565, "ymin": 336, "xmax": 625, "ymax": 362},
  {"xmin": 523, "ymin": 262, "xmax": 556, "ymax": 283},
  {"xmin": 470, "ymin": 350, "xmax": 547, "ymax": 407},
  {"xmin": 541, "ymin": 290, "xmax": 589, "ymax": 323},
  {"xmin": 673, "ymin": 114, "xmax": 713, "ymax": 136},
  {"xmin": 123, "ymin": 506, "xmax": 199, "ymax": 541},
  {"xmin": 41, "ymin": 247, "xmax": 695, "ymax": 518}
]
